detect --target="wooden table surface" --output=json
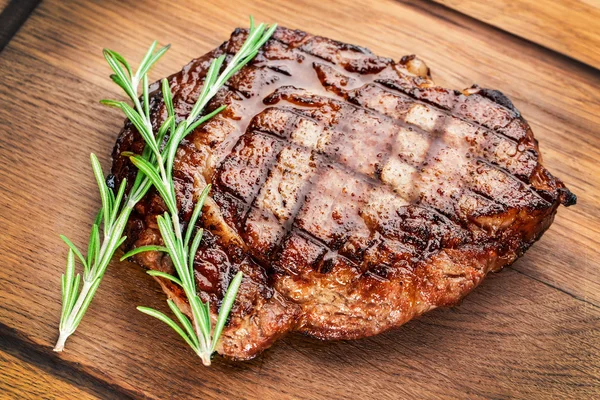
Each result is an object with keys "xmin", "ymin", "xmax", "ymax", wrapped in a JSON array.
[
  {"xmin": 0, "ymin": 0, "xmax": 598, "ymax": 399},
  {"xmin": 433, "ymin": 0, "xmax": 600, "ymax": 69}
]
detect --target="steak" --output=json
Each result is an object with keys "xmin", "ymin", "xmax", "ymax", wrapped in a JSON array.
[{"xmin": 112, "ymin": 27, "xmax": 576, "ymax": 360}]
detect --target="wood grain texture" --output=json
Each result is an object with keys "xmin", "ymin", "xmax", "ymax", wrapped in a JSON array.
[
  {"xmin": 0, "ymin": 350, "xmax": 95, "ymax": 400},
  {"xmin": 0, "ymin": 0, "xmax": 598, "ymax": 399},
  {"xmin": 432, "ymin": 0, "xmax": 600, "ymax": 69}
]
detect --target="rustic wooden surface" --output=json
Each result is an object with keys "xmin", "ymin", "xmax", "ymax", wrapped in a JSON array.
[
  {"xmin": 0, "ymin": 0, "xmax": 598, "ymax": 399},
  {"xmin": 434, "ymin": 0, "xmax": 600, "ymax": 69},
  {"xmin": 0, "ymin": 350, "xmax": 95, "ymax": 400}
]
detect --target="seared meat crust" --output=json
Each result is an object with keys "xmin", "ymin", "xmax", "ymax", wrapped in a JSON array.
[{"xmin": 112, "ymin": 27, "xmax": 575, "ymax": 360}]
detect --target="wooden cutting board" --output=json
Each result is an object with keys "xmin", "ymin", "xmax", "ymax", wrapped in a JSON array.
[{"xmin": 1, "ymin": 0, "xmax": 598, "ymax": 398}]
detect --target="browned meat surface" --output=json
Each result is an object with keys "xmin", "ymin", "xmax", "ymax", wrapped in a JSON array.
[{"xmin": 111, "ymin": 27, "xmax": 576, "ymax": 360}]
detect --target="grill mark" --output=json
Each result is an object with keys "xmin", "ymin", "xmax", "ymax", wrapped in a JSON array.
[
  {"xmin": 374, "ymin": 82, "xmax": 543, "ymax": 187},
  {"xmin": 231, "ymin": 115, "xmax": 389, "ymax": 269},
  {"xmin": 267, "ymin": 156, "xmax": 320, "ymax": 263},
  {"xmin": 459, "ymin": 187, "xmax": 508, "ymax": 223},
  {"xmin": 472, "ymin": 158, "xmax": 551, "ymax": 207},
  {"xmin": 406, "ymin": 107, "xmax": 463, "ymax": 210},
  {"xmin": 284, "ymin": 50, "xmax": 538, "ymax": 187},
  {"xmin": 250, "ymin": 112, "xmax": 394, "ymax": 191},
  {"xmin": 372, "ymin": 83, "xmax": 545, "ymax": 188},
  {"xmin": 250, "ymin": 107, "xmax": 322, "ymax": 140},
  {"xmin": 268, "ymin": 35, "xmax": 525, "ymax": 150},
  {"xmin": 464, "ymin": 185, "xmax": 504, "ymax": 209},
  {"xmin": 375, "ymin": 80, "xmax": 522, "ymax": 146},
  {"xmin": 248, "ymin": 103, "xmax": 468, "ymax": 237},
  {"xmin": 239, "ymin": 133, "xmax": 433, "ymax": 269},
  {"xmin": 215, "ymin": 130, "xmax": 284, "ymax": 204},
  {"xmin": 293, "ymin": 226, "xmax": 361, "ymax": 270},
  {"xmin": 366, "ymin": 82, "xmax": 538, "ymax": 176},
  {"xmin": 234, "ymin": 32, "xmax": 541, "ymax": 208},
  {"xmin": 272, "ymin": 84, "xmax": 546, "ymax": 214},
  {"xmin": 241, "ymin": 144, "xmax": 318, "ymax": 262},
  {"xmin": 254, "ymin": 34, "xmax": 530, "ymax": 228},
  {"xmin": 213, "ymin": 187, "xmax": 252, "ymax": 231},
  {"xmin": 211, "ymin": 33, "xmax": 550, "ymax": 271},
  {"xmin": 264, "ymin": 91, "xmax": 480, "ymax": 229}
]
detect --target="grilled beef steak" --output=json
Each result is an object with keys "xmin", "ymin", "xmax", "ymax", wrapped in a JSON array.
[{"xmin": 112, "ymin": 27, "xmax": 575, "ymax": 360}]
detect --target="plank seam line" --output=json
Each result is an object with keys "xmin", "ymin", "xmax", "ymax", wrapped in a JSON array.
[
  {"xmin": 0, "ymin": 322, "xmax": 146, "ymax": 400},
  {"xmin": 399, "ymin": 0, "xmax": 600, "ymax": 75},
  {"xmin": 0, "ymin": 0, "xmax": 42, "ymax": 53},
  {"xmin": 507, "ymin": 266, "xmax": 600, "ymax": 309}
]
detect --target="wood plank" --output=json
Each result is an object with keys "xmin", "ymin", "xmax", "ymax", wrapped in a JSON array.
[
  {"xmin": 1, "ymin": 267, "xmax": 598, "ymax": 399},
  {"xmin": 432, "ymin": 0, "xmax": 600, "ymax": 69},
  {"xmin": 0, "ymin": 350, "xmax": 96, "ymax": 399},
  {"xmin": 0, "ymin": 0, "xmax": 598, "ymax": 398},
  {"xmin": 0, "ymin": 353, "xmax": 93, "ymax": 399},
  {"xmin": 1, "ymin": 324, "xmax": 138, "ymax": 399}
]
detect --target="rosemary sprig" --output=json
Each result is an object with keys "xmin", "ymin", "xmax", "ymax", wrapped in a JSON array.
[
  {"xmin": 54, "ymin": 42, "xmax": 171, "ymax": 352},
  {"xmin": 55, "ymin": 17, "xmax": 275, "ymax": 363},
  {"xmin": 118, "ymin": 18, "xmax": 277, "ymax": 366}
]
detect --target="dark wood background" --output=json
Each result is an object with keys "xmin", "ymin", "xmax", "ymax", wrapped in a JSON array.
[{"xmin": 0, "ymin": 0, "xmax": 598, "ymax": 398}]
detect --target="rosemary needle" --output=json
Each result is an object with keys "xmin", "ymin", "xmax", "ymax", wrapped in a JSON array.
[
  {"xmin": 55, "ymin": 17, "xmax": 276, "ymax": 367},
  {"xmin": 54, "ymin": 40, "xmax": 170, "ymax": 352},
  {"xmin": 123, "ymin": 18, "xmax": 277, "ymax": 366}
]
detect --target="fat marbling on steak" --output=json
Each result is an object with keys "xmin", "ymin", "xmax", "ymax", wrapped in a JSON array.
[{"xmin": 111, "ymin": 27, "xmax": 576, "ymax": 360}]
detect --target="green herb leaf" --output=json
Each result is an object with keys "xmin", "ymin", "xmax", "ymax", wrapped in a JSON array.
[
  {"xmin": 146, "ymin": 270, "xmax": 183, "ymax": 287},
  {"xmin": 188, "ymin": 228, "xmax": 203, "ymax": 278},
  {"xmin": 129, "ymin": 155, "xmax": 176, "ymax": 214},
  {"xmin": 120, "ymin": 245, "xmax": 168, "ymax": 261},
  {"xmin": 143, "ymin": 74, "xmax": 150, "ymax": 122},
  {"xmin": 90, "ymin": 154, "xmax": 111, "ymax": 234},
  {"xmin": 167, "ymin": 299, "xmax": 199, "ymax": 348},
  {"xmin": 105, "ymin": 49, "xmax": 133, "ymax": 80},
  {"xmin": 156, "ymin": 115, "xmax": 174, "ymax": 150},
  {"xmin": 100, "ymin": 101, "xmax": 159, "ymax": 157},
  {"xmin": 67, "ymin": 274, "xmax": 81, "ymax": 319},
  {"xmin": 137, "ymin": 306, "xmax": 198, "ymax": 352},
  {"xmin": 110, "ymin": 178, "xmax": 127, "ymax": 226},
  {"xmin": 71, "ymin": 277, "xmax": 102, "ymax": 331},
  {"xmin": 183, "ymin": 104, "xmax": 227, "ymax": 137},
  {"xmin": 86, "ymin": 224, "xmax": 98, "ymax": 276},
  {"xmin": 161, "ymin": 78, "xmax": 175, "ymax": 119},
  {"xmin": 137, "ymin": 43, "xmax": 170, "ymax": 81},
  {"xmin": 155, "ymin": 214, "xmax": 187, "ymax": 284},
  {"xmin": 211, "ymin": 271, "xmax": 243, "ymax": 352},
  {"xmin": 184, "ymin": 184, "xmax": 211, "ymax": 248},
  {"xmin": 136, "ymin": 40, "xmax": 158, "ymax": 80},
  {"xmin": 60, "ymin": 235, "xmax": 87, "ymax": 270},
  {"xmin": 103, "ymin": 49, "xmax": 136, "ymax": 100},
  {"xmin": 61, "ymin": 250, "xmax": 75, "ymax": 325}
]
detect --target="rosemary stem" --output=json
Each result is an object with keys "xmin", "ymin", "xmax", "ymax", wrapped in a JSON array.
[
  {"xmin": 171, "ymin": 212, "xmax": 183, "ymax": 243},
  {"xmin": 129, "ymin": 181, "xmax": 147, "ymax": 206},
  {"xmin": 70, "ymin": 21, "xmax": 277, "ymax": 363},
  {"xmin": 189, "ymin": 295, "xmax": 211, "ymax": 366},
  {"xmin": 54, "ymin": 279, "xmax": 94, "ymax": 352},
  {"xmin": 55, "ymin": 205, "xmax": 134, "ymax": 351},
  {"xmin": 154, "ymin": 149, "xmax": 182, "ymax": 243}
]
